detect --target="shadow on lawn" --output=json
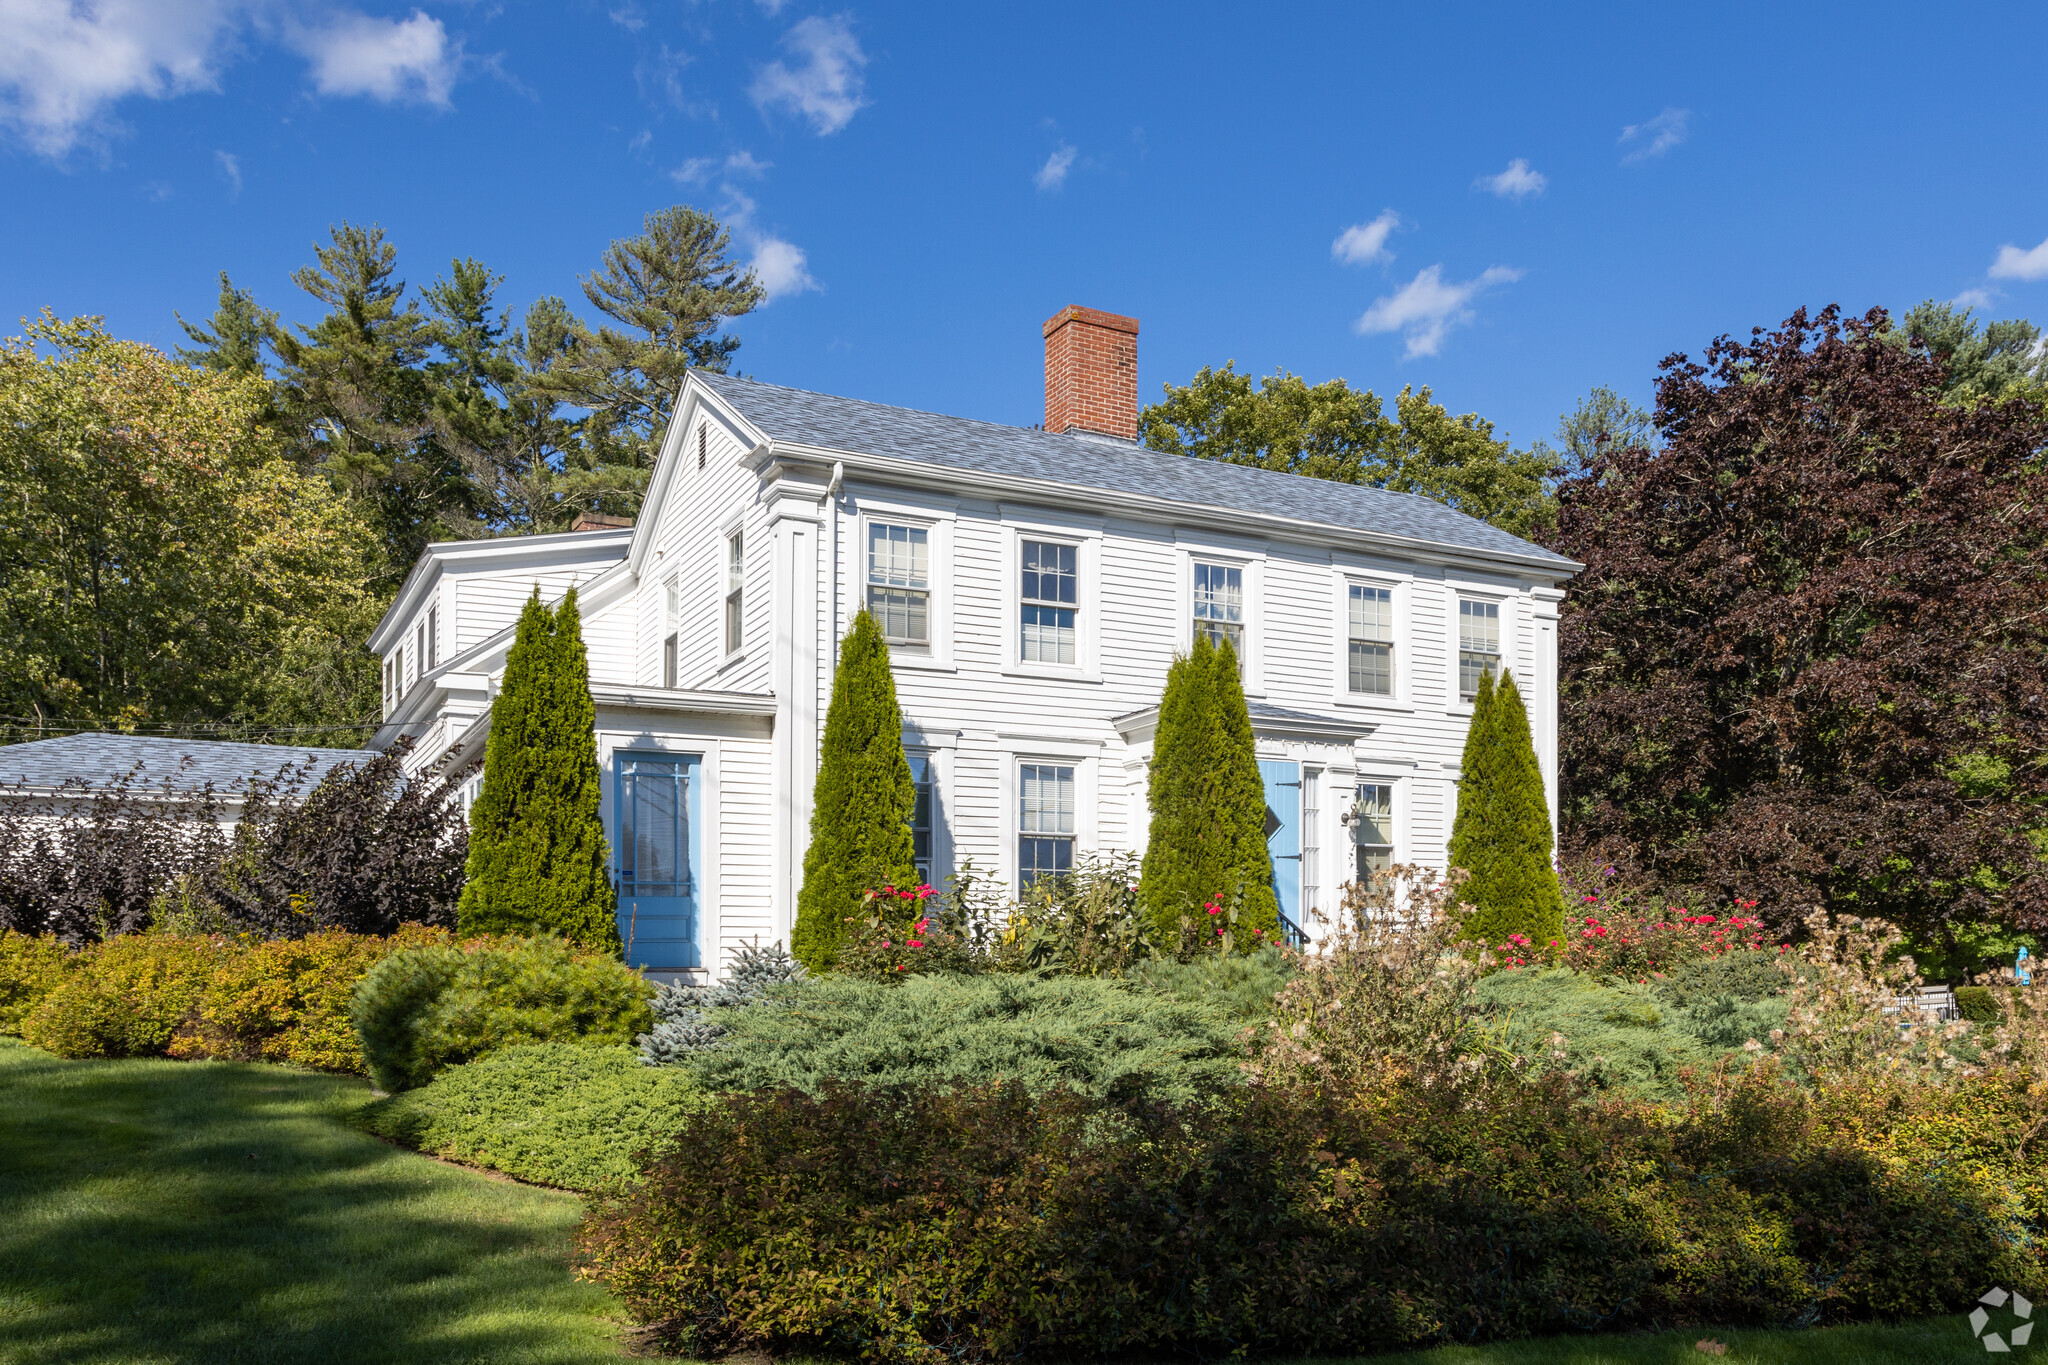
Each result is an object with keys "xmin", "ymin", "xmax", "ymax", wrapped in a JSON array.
[{"xmin": 0, "ymin": 1041, "xmax": 629, "ymax": 1365}]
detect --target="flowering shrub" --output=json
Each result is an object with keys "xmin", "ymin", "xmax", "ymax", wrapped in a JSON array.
[
  {"xmin": 839, "ymin": 882, "xmax": 978, "ymax": 982},
  {"xmin": 1558, "ymin": 898, "xmax": 1776, "ymax": 982},
  {"xmin": 984, "ymin": 851, "xmax": 1152, "ymax": 976}
]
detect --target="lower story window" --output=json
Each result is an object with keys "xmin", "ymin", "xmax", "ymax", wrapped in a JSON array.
[
  {"xmin": 1354, "ymin": 783, "xmax": 1394, "ymax": 877},
  {"xmin": 908, "ymin": 752, "xmax": 935, "ymax": 885},
  {"xmin": 1018, "ymin": 762, "xmax": 1075, "ymax": 887}
]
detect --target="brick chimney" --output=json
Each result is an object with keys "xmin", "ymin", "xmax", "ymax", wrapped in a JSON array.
[{"xmin": 1042, "ymin": 305, "xmax": 1139, "ymax": 440}]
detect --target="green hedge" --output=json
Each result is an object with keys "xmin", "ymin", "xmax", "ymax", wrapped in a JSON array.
[
  {"xmin": 358, "ymin": 1042, "xmax": 707, "ymax": 1191},
  {"xmin": 580, "ymin": 1071, "xmax": 2041, "ymax": 1361},
  {"xmin": 681, "ymin": 972, "xmax": 1245, "ymax": 1104}
]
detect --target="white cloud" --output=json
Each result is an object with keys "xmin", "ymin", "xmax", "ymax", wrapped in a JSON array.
[
  {"xmin": 750, "ymin": 14, "xmax": 866, "ymax": 135},
  {"xmin": 1989, "ymin": 235, "xmax": 2048, "ymax": 282},
  {"xmin": 288, "ymin": 8, "xmax": 460, "ymax": 107},
  {"xmin": 1332, "ymin": 210, "xmax": 1400, "ymax": 266},
  {"xmin": 749, "ymin": 236, "xmax": 816, "ymax": 299},
  {"xmin": 673, "ymin": 150, "xmax": 771, "ymax": 185},
  {"xmin": 1952, "ymin": 287, "xmax": 1996, "ymax": 311},
  {"xmin": 0, "ymin": 0, "xmax": 246, "ymax": 158},
  {"xmin": 1477, "ymin": 158, "xmax": 1546, "ymax": 199},
  {"xmin": 1355, "ymin": 263, "xmax": 1523, "ymax": 358},
  {"xmin": 1619, "ymin": 107, "xmax": 1689, "ymax": 164},
  {"xmin": 671, "ymin": 156, "xmax": 716, "ymax": 184},
  {"xmin": 1034, "ymin": 142, "xmax": 1076, "ymax": 192},
  {"xmin": 608, "ymin": 3, "xmax": 645, "ymax": 31},
  {"xmin": 723, "ymin": 149, "xmax": 772, "ymax": 177},
  {"xmin": 215, "ymin": 147, "xmax": 241, "ymax": 196}
]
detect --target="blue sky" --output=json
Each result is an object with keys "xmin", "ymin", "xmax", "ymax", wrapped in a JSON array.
[{"xmin": 3, "ymin": 1, "xmax": 2047, "ymax": 452}]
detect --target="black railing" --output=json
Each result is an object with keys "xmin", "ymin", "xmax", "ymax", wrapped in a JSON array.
[{"xmin": 1277, "ymin": 909, "xmax": 1309, "ymax": 950}]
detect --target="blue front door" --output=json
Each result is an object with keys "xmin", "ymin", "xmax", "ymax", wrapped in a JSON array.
[
  {"xmin": 615, "ymin": 753, "xmax": 702, "ymax": 970},
  {"xmin": 1260, "ymin": 759, "xmax": 1302, "ymax": 936}
]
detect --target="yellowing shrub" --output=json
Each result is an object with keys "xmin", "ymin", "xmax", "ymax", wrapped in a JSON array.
[
  {"xmin": 173, "ymin": 925, "xmax": 455, "ymax": 1071},
  {"xmin": 0, "ymin": 931, "xmax": 72, "ymax": 1034},
  {"xmin": 19, "ymin": 933, "xmax": 236, "ymax": 1058}
]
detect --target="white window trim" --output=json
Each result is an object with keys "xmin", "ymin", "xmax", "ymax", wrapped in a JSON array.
[
  {"xmin": 1176, "ymin": 539, "xmax": 1265, "ymax": 696},
  {"xmin": 993, "ymin": 735, "xmax": 1100, "ymax": 893},
  {"xmin": 854, "ymin": 502, "xmax": 954, "ymax": 672},
  {"xmin": 722, "ymin": 530, "xmax": 746, "ymax": 660},
  {"xmin": 1446, "ymin": 585, "xmax": 1517, "ymax": 714},
  {"xmin": 901, "ymin": 742, "xmax": 954, "ymax": 888},
  {"xmin": 1331, "ymin": 567, "xmax": 1415, "ymax": 713},
  {"xmin": 659, "ymin": 573, "xmax": 681, "ymax": 688},
  {"xmin": 999, "ymin": 514, "xmax": 1102, "ymax": 684}
]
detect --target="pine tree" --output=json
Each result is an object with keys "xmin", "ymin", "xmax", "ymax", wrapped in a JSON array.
[
  {"xmin": 1448, "ymin": 671, "xmax": 1563, "ymax": 950},
  {"xmin": 792, "ymin": 609, "xmax": 918, "ymax": 972},
  {"xmin": 176, "ymin": 272, "xmax": 276, "ymax": 378},
  {"xmin": 458, "ymin": 587, "xmax": 620, "ymax": 951},
  {"xmin": 1139, "ymin": 634, "xmax": 1281, "ymax": 948}
]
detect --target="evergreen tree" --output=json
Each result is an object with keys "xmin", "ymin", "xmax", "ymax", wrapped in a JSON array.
[
  {"xmin": 1448, "ymin": 671, "xmax": 1563, "ymax": 949},
  {"xmin": 792, "ymin": 609, "xmax": 918, "ymax": 972},
  {"xmin": 176, "ymin": 272, "xmax": 276, "ymax": 378},
  {"xmin": 458, "ymin": 587, "xmax": 620, "ymax": 951},
  {"xmin": 1138, "ymin": 634, "xmax": 1280, "ymax": 948}
]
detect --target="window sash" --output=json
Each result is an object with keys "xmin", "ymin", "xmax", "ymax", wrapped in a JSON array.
[
  {"xmin": 1019, "ymin": 540, "xmax": 1078, "ymax": 665},
  {"xmin": 725, "ymin": 535, "xmax": 744, "ymax": 655},
  {"xmin": 867, "ymin": 524, "xmax": 930, "ymax": 647},
  {"xmin": 908, "ymin": 752, "xmax": 934, "ymax": 884},
  {"xmin": 1354, "ymin": 783, "xmax": 1394, "ymax": 876},
  {"xmin": 1018, "ymin": 763, "xmax": 1075, "ymax": 887},
  {"xmin": 1193, "ymin": 562, "xmax": 1245, "ymax": 654},
  {"xmin": 1457, "ymin": 599, "xmax": 1501, "ymax": 700}
]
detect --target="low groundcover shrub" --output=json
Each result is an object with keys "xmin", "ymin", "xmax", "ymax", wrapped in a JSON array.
[
  {"xmin": 352, "ymin": 935, "xmax": 653, "ymax": 1093},
  {"xmin": 579, "ymin": 1068, "xmax": 2046, "ymax": 1363},
  {"xmin": 359, "ymin": 1042, "xmax": 708, "ymax": 1190}
]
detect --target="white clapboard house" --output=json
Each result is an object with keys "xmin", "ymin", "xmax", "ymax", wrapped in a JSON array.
[{"xmin": 368, "ymin": 307, "xmax": 1580, "ymax": 981}]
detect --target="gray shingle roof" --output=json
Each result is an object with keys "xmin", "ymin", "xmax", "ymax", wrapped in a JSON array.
[
  {"xmin": 0, "ymin": 734, "xmax": 365, "ymax": 795},
  {"xmin": 699, "ymin": 371, "xmax": 1575, "ymax": 568}
]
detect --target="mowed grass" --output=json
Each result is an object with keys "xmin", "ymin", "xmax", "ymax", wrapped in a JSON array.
[{"xmin": 0, "ymin": 1038, "xmax": 636, "ymax": 1365}]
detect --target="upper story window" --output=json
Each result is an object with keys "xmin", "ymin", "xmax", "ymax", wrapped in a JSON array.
[
  {"xmin": 1354, "ymin": 783, "xmax": 1394, "ymax": 876},
  {"xmin": 1458, "ymin": 599, "xmax": 1501, "ymax": 701},
  {"xmin": 383, "ymin": 653, "xmax": 399, "ymax": 714},
  {"xmin": 1019, "ymin": 540, "xmax": 1078, "ymax": 665},
  {"xmin": 427, "ymin": 607, "xmax": 438, "ymax": 669},
  {"xmin": 415, "ymin": 622, "xmax": 428, "ymax": 683},
  {"xmin": 1018, "ymin": 762, "xmax": 1075, "ymax": 887},
  {"xmin": 724, "ymin": 532, "xmax": 745, "ymax": 655},
  {"xmin": 1348, "ymin": 585, "xmax": 1393, "ymax": 696},
  {"xmin": 1192, "ymin": 561, "xmax": 1244, "ymax": 654},
  {"xmin": 867, "ymin": 523, "xmax": 929, "ymax": 652},
  {"xmin": 661, "ymin": 577, "xmax": 679, "ymax": 688},
  {"xmin": 908, "ymin": 752, "xmax": 935, "ymax": 885}
]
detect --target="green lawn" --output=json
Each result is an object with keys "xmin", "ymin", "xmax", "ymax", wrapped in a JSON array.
[
  {"xmin": 0, "ymin": 1037, "xmax": 1995, "ymax": 1365},
  {"xmin": 0, "ymin": 1038, "xmax": 636, "ymax": 1365}
]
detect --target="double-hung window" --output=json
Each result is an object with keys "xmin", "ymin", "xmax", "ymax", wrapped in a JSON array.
[
  {"xmin": 1020, "ymin": 540, "xmax": 1077, "ymax": 665},
  {"xmin": 383, "ymin": 655, "xmax": 398, "ymax": 713},
  {"xmin": 1018, "ymin": 763, "xmax": 1075, "ymax": 886},
  {"xmin": 1192, "ymin": 561, "xmax": 1244, "ymax": 655},
  {"xmin": 1457, "ymin": 599, "xmax": 1501, "ymax": 701},
  {"xmin": 661, "ymin": 578, "xmax": 679, "ymax": 688},
  {"xmin": 908, "ymin": 753, "xmax": 935, "ymax": 885},
  {"xmin": 427, "ymin": 607, "xmax": 438, "ymax": 669},
  {"xmin": 724, "ymin": 532, "xmax": 745, "ymax": 655},
  {"xmin": 1354, "ymin": 783, "xmax": 1394, "ymax": 877},
  {"xmin": 867, "ymin": 523, "xmax": 930, "ymax": 652},
  {"xmin": 1348, "ymin": 585, "xmax": 1393, "ymax": 696}
]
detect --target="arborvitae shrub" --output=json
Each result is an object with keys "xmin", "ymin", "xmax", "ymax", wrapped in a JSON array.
[
  {"xmin": 793, "ymin": 609, "xmax": 918, "ymax": 972},
  {"xmin": 1955, "ymin": 985, "xmax": 2001, "ymax": 1024},
  {"xmin": 1139, "ymin": 634, "xmax": 1279, "ymax": 948},
  {"xmin": 459, "ymin": 588, "xmax": 619, "ymax": 951},
  {"xmin": 358, "ymin": 1041, "xmax": 710, "ymax": 1191},
  {"xmin": 1449, "ymin": 672, "xmax": 1564, "ymax": 950},
  {"xmin": 351, "ymin": 936, "xmax": 654, "ymax": 1092}
]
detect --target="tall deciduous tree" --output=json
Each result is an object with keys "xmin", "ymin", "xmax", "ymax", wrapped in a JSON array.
[
  {"xmin": 1139, "ymin": 362, "xmax": 1558, "ymax": 538},
  {"xmin": 0, "ymin": 313, "xmax": 375, "ymax": 743},
  {"xmin": 458, "ymin": 587, "xmax": 620, "ymax": 951},
  {"xmin": 1138, "ymin": 633, "xmax": 1280, "ymax": 948},
  {"xmin": 1556, "ymin": 304, "xmax": 2048, "ymax": 938},
  {"xmin": 793, "ymin": 609, "xmax": 918, "ymax": 972},
  {"xmin": 1447, "ymin": 671, "xmax": 1562, "ymax": 949}
]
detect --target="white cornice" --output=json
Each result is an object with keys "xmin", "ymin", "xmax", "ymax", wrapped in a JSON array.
[{"xmin": 369, "ymin": 529, "xmax": 633, "ymax": 652}]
